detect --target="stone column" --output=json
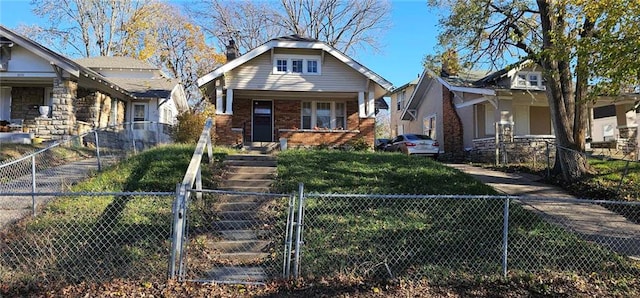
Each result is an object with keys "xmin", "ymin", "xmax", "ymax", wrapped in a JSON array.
[{"xmin": 51, "ymin": 78, "xmax": 77, "ymax": 139}]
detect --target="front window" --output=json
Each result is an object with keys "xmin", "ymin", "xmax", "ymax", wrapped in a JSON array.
[
  {"xmin": 292, "ymin": 59, "xmax": 303, "ymax": 73},
  {"xmin": 273, "ymin": 55, "xmax": 321, "ymax": 74},
  {"xmin": 514, "ymin": 71, "xmax": 543, "ymax": 89},
  {"xmin": 423, "ymin": 115, "xmax": 436, "ymax": 139},
  {"xmin": 300, "ymin": 101, "xmax": 346, "ymax": 129},
  {"xmin": 307, "ymin": 60, "xmax": 318, "ymax": 73},
  {"xmin": 276, "ymin": 59, "xmax": 288, "ymax": 72},
  {"xmin": 133, "ymin": 103, "xmax": 147, "ymax": 129}
]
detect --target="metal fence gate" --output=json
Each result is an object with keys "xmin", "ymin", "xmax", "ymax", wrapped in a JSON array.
[{"xmin": 174, "ymin": 189, "xmax": 296, "ymax": 283}]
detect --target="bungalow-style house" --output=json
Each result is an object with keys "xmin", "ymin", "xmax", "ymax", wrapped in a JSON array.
[
  {"xmin": 392, "ymin": 60, "xmax": 639, "ymax": 162},
  {"xmin": 0, "ymin": 25, "xmax": 187, "ymax": 144},
  {"xmin": 197, "ymin": 35, "xmax": 393, "ymax": 149}
]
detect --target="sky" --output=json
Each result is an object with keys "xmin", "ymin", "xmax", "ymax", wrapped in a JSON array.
[{"xmin": 0, "ymin": 0, "xmax": 440, "ymax": 88}]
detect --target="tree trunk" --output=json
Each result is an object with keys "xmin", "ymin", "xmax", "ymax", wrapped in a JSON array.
[{"xmin": 538, "ymin": 0, "xmax": 590, "ymax": 182}]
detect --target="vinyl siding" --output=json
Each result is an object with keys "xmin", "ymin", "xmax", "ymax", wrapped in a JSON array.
[{"xmin": 226, "ymin": 50, "xmax": 368, "ymax": 92}]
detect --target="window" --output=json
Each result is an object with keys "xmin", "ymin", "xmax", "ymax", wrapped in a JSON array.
[
  {"xmin": 301, "ymin": 101, "xmax": 346, "ymax": 129},
  {"xmin": 397, "ymin": 90, "xmax": 405, "ymax": 111},
  {"xmin": 133, "ymin": 103, "xmax": 147, "ymax": 129},
  {"xmin": 423, "ymin": 115, "xmax": 436, "ymax": 139},
  {"xmin": 307, "ymin": 60, "xmax": 318, "ymax": 73},
  {"xmin": 292, "ymin": 59, "xmax": 303, "ymax": 73},
  {"xmin": 514, "ymin": 71, "xmax": 543, "ymax": 89},
  {"xmin": 273, "ymin": 55, "xmax": 321, "ymax": 74},
  {"xmin": 276, "ymin": 59, "xmax": 288, "ymax": 72}
]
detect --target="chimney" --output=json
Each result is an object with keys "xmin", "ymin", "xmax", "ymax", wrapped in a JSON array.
[{"xmin": 226, "ymin": 39, "xmax": 240, "ymax": 61}]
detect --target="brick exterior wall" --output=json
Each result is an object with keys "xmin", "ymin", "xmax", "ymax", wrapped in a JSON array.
[
  {"xmin": 441, "ymin": 87, "xmax": 465, "ymax": 161},
  {"xmin": 214, "ymin": 98, "xmax": 374, "ymax": 148}
]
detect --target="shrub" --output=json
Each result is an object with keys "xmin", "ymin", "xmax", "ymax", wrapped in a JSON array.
[
  {"xmin": 345, "ymin": 137, "xmax": 371, "ymax": 151},
  {"xmin": 171, "ymin": 105, "xmax": 215, "ymax": 144}
]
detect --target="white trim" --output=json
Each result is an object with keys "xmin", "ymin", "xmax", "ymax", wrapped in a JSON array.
[
  {"xmin": 197, "ymin": 40, "xmax": 393, "ymax": 91},
  {"xmin": 226, "ymin": 88, "xmax": 234, "ymax": 115},
  {"xmin": 300, "ymin": 100, "xmax": 347, "ymax": 129},
  {"xmin": 215, "ymin": 80, "xmax": 224, "ymax": 114},
  {"xmin": 455, "ymin": 96, "xmax": 491, "ymax": 108},
  {"xmin": 358, "ymin": 92, "xmax": 366, "ymax": 118},
  {"xmin": 272, "ymin": 54, "xmax": 321, "ymax": 75}
]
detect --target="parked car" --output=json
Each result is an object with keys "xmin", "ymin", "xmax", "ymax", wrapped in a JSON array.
[
  {"xmin": 375, "ymin": 138, "xmax": 391, "ymax": 151},
  {"xmin": 386, "ymin": 134, "xmax": 439, "ymax": 158}
]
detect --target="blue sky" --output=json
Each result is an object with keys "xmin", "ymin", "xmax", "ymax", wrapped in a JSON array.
[{"xmin": 0, "ymin": 0, "xmax": 439, "ymax": 88}]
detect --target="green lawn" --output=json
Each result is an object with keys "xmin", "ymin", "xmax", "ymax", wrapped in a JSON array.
[
  {"xmin": 0, "ymin": 144, "xmax": 229, "ymax": 288},
  {"xmin": 274, "ymin": 150, "xmax": 640, "ymax": 284}
]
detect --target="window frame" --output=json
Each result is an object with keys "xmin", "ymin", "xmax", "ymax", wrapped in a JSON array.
[
  {"xmin": 300, "ymin": 101, "xmax": 347, "ymax": 129},
  {"xmin": 513, "ymin": 71, "xmax": 544, "ymax": 89},
  {"xmin": 273, "ymin": 54, "xmax": 322, "ymax": 75}
]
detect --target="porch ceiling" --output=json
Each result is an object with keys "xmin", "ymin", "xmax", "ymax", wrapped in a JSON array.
[{"xmin": 233, "ymin": 89, "xmax": 357, "ymax": 100}]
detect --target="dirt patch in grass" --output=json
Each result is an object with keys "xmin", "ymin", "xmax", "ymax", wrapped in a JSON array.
[{"xmin": 0, "ymin": 143, "xmax": 95, "ymax": 165}]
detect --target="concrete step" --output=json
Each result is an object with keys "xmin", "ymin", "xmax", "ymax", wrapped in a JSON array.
[
  {"xmin": 226, "ymin": 166, "xmax": 276, "ymax": 175},
  {"xmin": 210, "ymin": 240, "xmax": 271, "ymax": 253},
  {"xmin": 220, "ymin": 179, "xmax": 273, "ymax": 188},
  {"xmin": 218, "ymin": 186, "xmax": 272, "ymax": 193},
  {"xmin": 216, "ymin": 252, "xmax": 271, "ymax": 262},
  {"xmin": 217, "ymin": 229, "xmax": 268, "ymax": 240},
  {"xmin": 217, "ymin": 211, "xmax": 257, "ymax": 220},
  {"xmin": 206, "ymin": 266, "xmax": 267, "ymax": 282},
  {"xmin": 226, "ymin": 154, "xmax": 276, "ymax": 161},
  {"xmin": 216, "ymin": 202, "xmax": 259, "ymax": 212},
  {"xmin": 224, "ymin": 160, "xmax": 277, "ymax": 167},
  {"xmin": 224, "ymin": 172, "xmax": 275, "ymax": 180},
  {"xmin": 214, "ymin": 220, "xmax": 262, "ymax": 230}
]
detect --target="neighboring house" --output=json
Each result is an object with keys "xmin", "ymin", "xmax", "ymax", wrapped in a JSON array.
[
  {"xmin": 394, "ymin": 60, "xmax": 639, "ymax": 161},
  {"xmin": 0, "ymin": 25, "xmax": 187, "ymax": 144},
  {"xmin": 197, "ymin": 35, "xmax": 393, "ymax": 148},
  {"xmin": 388, "ymin": 77, "xmax": 419, "ymax": 138}
]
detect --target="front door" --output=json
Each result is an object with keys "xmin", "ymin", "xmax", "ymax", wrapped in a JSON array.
[{"xmin": 253, "ymin": 100, "xmax": 272, "ymax": 142}]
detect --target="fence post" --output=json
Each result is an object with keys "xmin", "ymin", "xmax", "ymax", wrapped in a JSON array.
[
  {"xmin": 31, "ymin": 155, "xmax": 36, "ymax": 217},
  {"xmin": 293, "ymin": 183, "xmax": 305, "ymax": 279},
  {"xmin": 546, "ymin": 142, "xmax": 550, "ymax": 178},
  {"xmin": 93, "ymin": 130, "xmax": 102, "ymax": 171},
  {"xmin": 501, "ymin": 197, "xmax": 511, "ymax": 278},
  {"xmin": 169, "ymin": 183, "xmax": 185, "ymax": 279},
  {"xmin": 195, "ymin": 166, "xmax": 202, "ymax": 200}
]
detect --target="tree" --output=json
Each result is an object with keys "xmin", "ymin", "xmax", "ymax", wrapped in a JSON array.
[
  {"xmin": 188, "ymin": 0, "xmax": 391, "ymax": 56},
  {"xmin": 26, "ymin": 0, "xmax": 140, "ymax": 57},
  {"xmin": 428, "ymin": 0, "xmax": 640, "ymax": 181},
  {"xmin": 117, "ymin": 1, "xmax": 226, "ymax": 104}
]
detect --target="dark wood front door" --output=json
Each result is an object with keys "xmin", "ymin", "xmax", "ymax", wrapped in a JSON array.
[{"xmin": 252, "ymin": 100, "xmax": 272, "ymax": 142}]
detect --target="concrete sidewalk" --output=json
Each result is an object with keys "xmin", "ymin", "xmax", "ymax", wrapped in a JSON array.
[
  {"xmin": 0, "ymin": 156, "xmax": 118, "ymax": 229},
  {"xmin": 447, "ymin": 163, "xmax": 640, "ymax": 259}
]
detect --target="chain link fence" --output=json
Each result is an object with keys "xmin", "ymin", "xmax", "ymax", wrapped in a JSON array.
[
  {"xmin": 295, "ymin": 192, "xmax": 640, "ymax": 281},
  {"xmin": 180, "ymin": 189, "xmax": 294, "ymax": 283},
  {"xmin": 0, "ymin": 192, "xmax": 174, "ymax": 286},
  {"xmin": 0, "ymin": 122, "xmax": 173, "ymax": 224}
]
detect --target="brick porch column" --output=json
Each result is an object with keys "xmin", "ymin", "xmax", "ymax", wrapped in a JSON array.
[
  {"xmin": 215, "ymin": 114, "xmax": 234, "ymax": 146},
  {"xmin": 358, "ymin": 117, "xmax": 375, "ymax": 149}
]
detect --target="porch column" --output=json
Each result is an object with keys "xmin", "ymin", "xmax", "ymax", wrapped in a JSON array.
[
  {"xmin": 358, "ymin": 91, "xmax": 366, "ymax": 118},
  {"xmin": 366, "ymin": 87, "xmax": 375, "ymax": 118},
  {"xmin": 50, "ymin": 78, "xmax": 76, "ymax": 140},
  {"xmin": 615, "ymin": 103, "xmax": 638, "ymax": 139},
  {"xmin": 226, "ymin": 88, "xmax": 234, "ymax": 115},
  {"xmin": 215, "ymin": 80, "xmax": 224, "ymax": 115}
]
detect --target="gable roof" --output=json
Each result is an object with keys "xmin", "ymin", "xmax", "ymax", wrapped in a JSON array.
[{"xmin": 197, "ymin": 35, "xmax": 393, "ymax": 91}]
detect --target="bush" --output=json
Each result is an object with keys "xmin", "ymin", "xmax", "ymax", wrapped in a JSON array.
[
  {"xmin": 345, "ymin": 137, "xmax": 371, "ymax": 151},
  {"xmin": 171, "ymin": 106, "xmax": 215, "ymax": 144}
]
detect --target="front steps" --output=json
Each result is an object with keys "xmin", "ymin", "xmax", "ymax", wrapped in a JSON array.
[{"xmin": 206, "ymin": 153, "xmax": 278, "ymax": 282}]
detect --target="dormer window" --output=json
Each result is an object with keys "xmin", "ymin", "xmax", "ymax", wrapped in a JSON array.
[
  {"xmin": 273, "ymin": 54, "xmax": 321, "ymax": 75},
  {"xmin": 513, "ymin": 71, "xmax": 544, "ymax": 89}
]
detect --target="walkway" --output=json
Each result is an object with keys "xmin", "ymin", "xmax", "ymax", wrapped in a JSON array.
[
  {"xmin": 0, "ymin": 156, "xmax": 117, "ymax": 229},
  {"xmin": 447, "ymin": 163, "xmax": 640, "ymax": 259}
]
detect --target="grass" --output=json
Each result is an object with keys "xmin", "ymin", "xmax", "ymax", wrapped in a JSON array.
[
  {"xmin": 0, "ymin": 143, "xmax": 96, "ymax": 163},
  {"xmin": 274, "ymin": 150, "xmax": 640, "ymax": 286},
  {"xmin": 0, "ymin": 144, "xmax": 230, "ymax": 290}
]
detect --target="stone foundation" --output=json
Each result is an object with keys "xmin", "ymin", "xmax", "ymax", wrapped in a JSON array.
[{"xmin": 470, "ymin": 136, "xmax": 556, "ymax": 164}]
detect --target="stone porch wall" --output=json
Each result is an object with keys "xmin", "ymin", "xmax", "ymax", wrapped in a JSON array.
[{"xmin": 469, "ymin": 136, "xmax": 556, "ymax": 164}]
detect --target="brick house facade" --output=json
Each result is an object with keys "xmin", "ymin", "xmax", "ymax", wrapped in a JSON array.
[{"xmin": 198, "ymin": 35, "xmax": 392, "ymax": 149}]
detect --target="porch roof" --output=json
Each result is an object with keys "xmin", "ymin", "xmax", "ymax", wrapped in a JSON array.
[
  {"xmin": 197, "ymin": 35, "xmax": 394, "ymax": 92},
  {"xmin": 0, "ymin": 25, "xmax": 133, "ymax": 99}
]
